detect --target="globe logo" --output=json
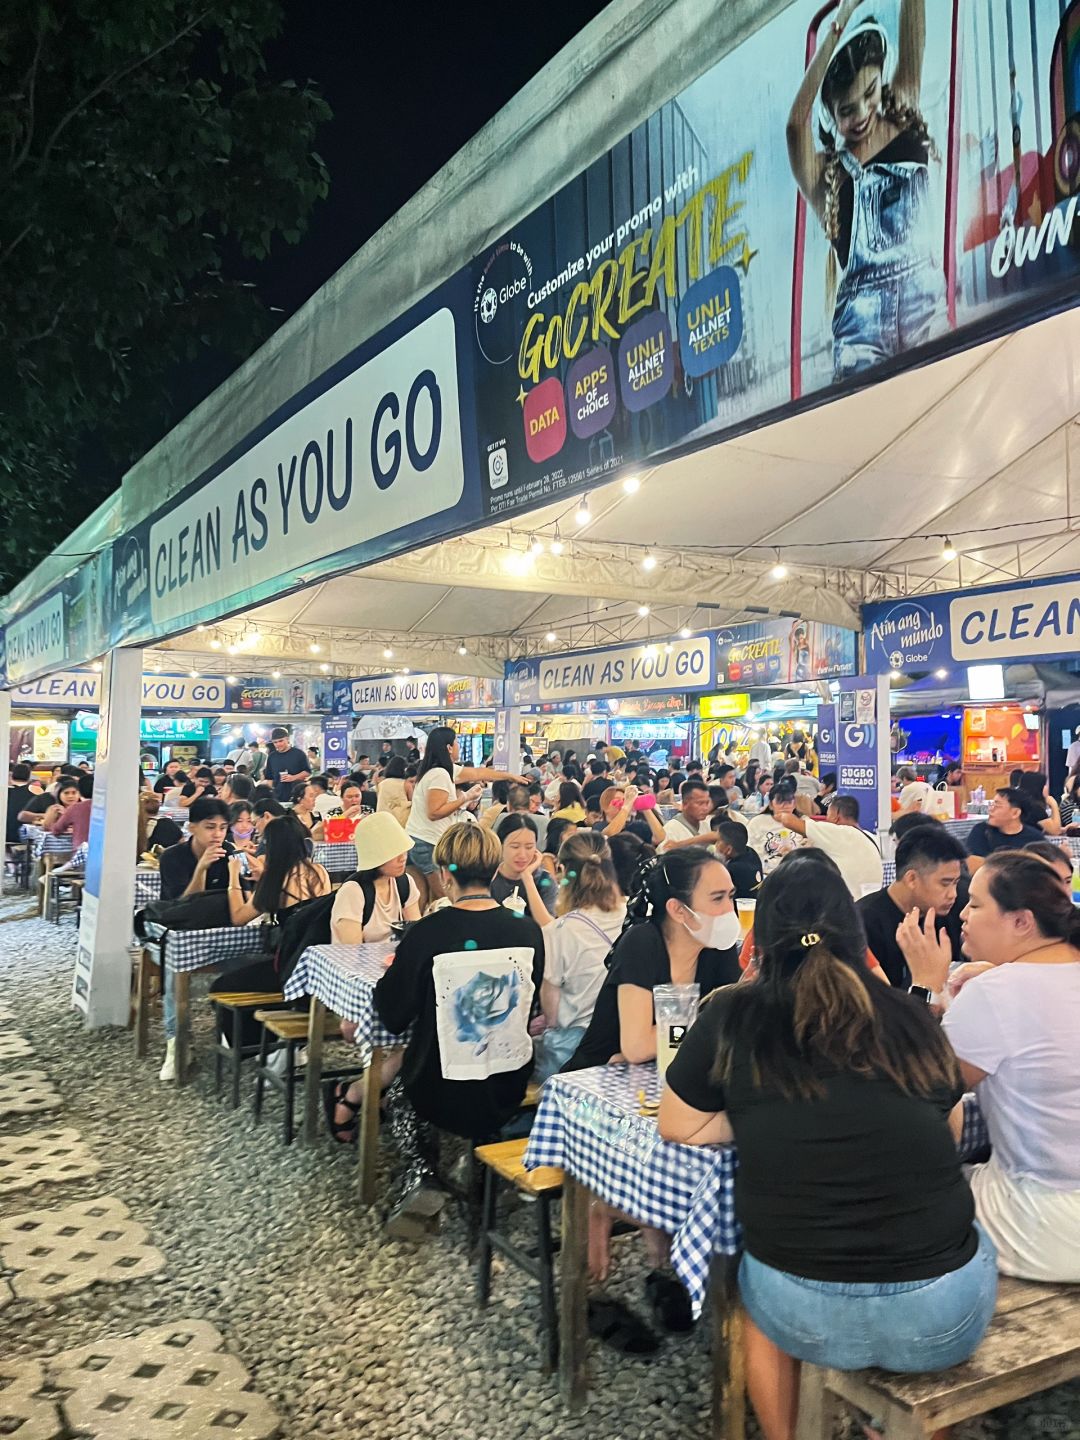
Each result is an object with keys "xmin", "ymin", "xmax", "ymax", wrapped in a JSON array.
[
  {"xmin": 889, "ymin": 650, "xmax": 904, "ymax": 669},
  {"xmin": 480, "ymin": 288, "xmax": 498, "ymax": 324}
]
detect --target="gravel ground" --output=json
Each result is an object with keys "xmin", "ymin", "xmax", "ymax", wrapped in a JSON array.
[{"xmin": 0, "ymin": 891, "xmax": 1077, "ymax": 1440}]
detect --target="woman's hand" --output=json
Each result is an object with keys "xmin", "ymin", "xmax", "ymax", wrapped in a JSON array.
[{"xmin": 896, "ymin": 908, "xmax": 951, "ymax": 994}]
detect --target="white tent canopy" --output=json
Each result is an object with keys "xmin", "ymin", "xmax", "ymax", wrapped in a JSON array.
[{"xmin": 151, "ymin": 307, "xmax": 1080, "ymax": 678}]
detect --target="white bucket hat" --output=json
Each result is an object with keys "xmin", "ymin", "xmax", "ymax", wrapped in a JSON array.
[
  {"xmin": 814, "ymin": 14, "xmax": 894, "ymax": 144},
  {"xmin": 353, "ymin": 812, "xmax": 412, "ymax": 871}
]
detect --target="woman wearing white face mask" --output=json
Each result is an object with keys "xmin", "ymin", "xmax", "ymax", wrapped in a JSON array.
[
  {"xmin": 563, "ymin": 849, "xmax": 742, "ymax": 1072},
  {"xmin": 560, "ymin": 849, "xmax": 742, "ymax": 1339}
]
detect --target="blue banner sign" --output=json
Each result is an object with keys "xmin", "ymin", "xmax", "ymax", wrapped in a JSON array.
[{"xmin": 863, "ymin": 573, "xmax": 1080, "ymax": 676}]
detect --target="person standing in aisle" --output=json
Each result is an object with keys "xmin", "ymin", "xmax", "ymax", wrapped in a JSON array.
[{"xmin": 264, "ymin": 727, "xmax": 311, "ymax": 800}]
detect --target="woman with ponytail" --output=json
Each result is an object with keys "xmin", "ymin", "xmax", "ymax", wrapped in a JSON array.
[
  {"xmin": 661, "ymin": 851, "xmax": 995, "ymax": 1440},
  {"xmin": 941, "ymin": 851, "xmax": 1080, "ymax": 1282},
  {"xmin": 786, "ymin": 0, "xmax": 944, "ymax": 381},
  {"xmin": 520, "ymin": 829, "xmax": 626, "ymax": 1082}
]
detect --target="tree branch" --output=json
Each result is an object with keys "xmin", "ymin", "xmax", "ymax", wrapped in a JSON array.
[
  {"xmin": 18, "ymin": 5, "xmax": 213, "ymax": 180},
  {"xmin": 10, "ymin": 14, "xmax": 49, "ymax": 173}
]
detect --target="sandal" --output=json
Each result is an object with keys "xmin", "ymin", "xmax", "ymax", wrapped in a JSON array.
[
  {"xmin": 322, "ymin": 1079, "xmax": 362, "ymax": 1144},
  {"xmin": 587, "ymin": 1296, "xmax": 659, "ymax": 1355},
  {"xmin": 644, "ymin": 1270, "xmax": 695, "ymax": 1333}
]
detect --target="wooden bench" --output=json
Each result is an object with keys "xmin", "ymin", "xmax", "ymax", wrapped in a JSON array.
[
  {"xmin": 475, "ymin": 1137, "xmax": 564, "ymax": 1371},
  {"xmin": 252, "ymin": 1009, "xmax": 364, "ymax": 1147},
  {"xmin": 797, "ymin": 1276, "xmax": 1080, "ymax": 1440},
  {"xmin": 209, "ymin": 991, "xmax": 286, "ymax": 1108}
]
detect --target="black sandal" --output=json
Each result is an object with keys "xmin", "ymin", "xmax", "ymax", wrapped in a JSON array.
[
  {"xmin": 644, "ymin": 1270, "xmax": 695, "ymax": 1333},
  {"xmin": 587, "ymin": 1296, "xmax": 659, "ymax": 1355},
  {"xmin": 323, "ymin": 1079, "xmax": 362, "ymax": 1144}
]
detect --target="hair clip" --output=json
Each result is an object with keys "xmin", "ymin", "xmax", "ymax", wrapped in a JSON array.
[{"xmin": 800, "ymin": 932, "xmax": 821, "ymax": 947}]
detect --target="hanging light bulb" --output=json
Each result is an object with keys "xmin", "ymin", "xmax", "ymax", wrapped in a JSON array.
[
  {"xmin": 637, "ymin": 604, "xmax": 650, "ymax": 617},
  {"xmin": 622, "ymin": 474, "xmax": 641, "ymax": 494},
  {"xmin": 641, "ymin": 551, "xmax": 658, "ymax": 571},
  {"xmin": 209, "ymin": 639, "xmax": 222, "ymax": 650},
  {"xmin": 226, "ymin": 675, "xmax": 238, "ymax": 684},
  {"xmin": 196, "ymin": 623, "xmax": 206, "ymax": 632},
  {"xmin": 308, "ymin": 642, "xmax": 321, "ymax": 654},
  {"xmin": 320, "ymin": 662, "xmax": 330, "ymax": 672},
  {"xmin": 575, "ymin": 499, "xmax": 591, "ymax": 527},
  {"xmin": 271, "ymin": 670, "xmax": 281, "ymax": 680},
  {"xmin": 383, "ymin": 647, "xmax": 394, "ymax": 660},
  {"xmin": 770, "ymin": 549, "xmax": 789, "ymax": 581},
  {"xmin": 679, "ymin": 627, "xmax": 692, "ymax": 640},
  {"xmin": 941, "ymin": 536, "xmax": 957, "ymax": 562},
  {"xmin": 545, "ymin": 631, "xmax": 557, "ymax": 644},
  {"xmin": 529, "ymin": 536, "xmax": 544, "ymax": 557},
  {"xmin": 550, "ymin": 531, "xmax": 565, "ymax": 556},
  {"xmin": 457, "ymin": 642, "xmax": 468, "ymax": 656},
  {"xmin": 189, "ymin": 670, "xmax": 199, "ymax": 679},
  {"xmin": 664, "ymin": 642, "xmax": 674, "ymax": 655},
  {"xmin": 643, "ymin": 643, "xmax": 658, "ymax": 659},
  {"xmin": 226, "ymin": 645, "xmax": 238, "ymax": 656}
]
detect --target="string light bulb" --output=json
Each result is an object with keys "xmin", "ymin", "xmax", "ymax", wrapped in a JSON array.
[
  {"xmin": 271, "ymin": 670, "xmax": 281, "ymax": 680},
  {"xmin": 209, "ymin": 639, "xmax": 221, "ymax": 650},
  {"xmin": 575, "ymin": 499, "xmax": 591, "ymax": 527},
  {"xmin": 941, "ymin": 536, "xmax": 957, "ymax": 561},
  {"xmin": 622, "ymin": 474, "xmax": 641, "ymax": 494},
  {"xmin": 770, "ymin": 549, "xmax": 789, "ymax": 580},
  {"xmin": 679, "ymin": 627, "xmax": 692, "ymax": 640},
  {"xmin": 545, "ymin": 631, "xmax": 557, "ymax": 644},
  {"xmin": 637, "ymin": 604, "xmax": 650, "ymax": 617},
  {"xmin": 529, "ymin": 536, "xmax": 544, "ymax": 557},
  {"xmin": 550, "ymin": 533, "xmax": 565, "ymax": 556},
  {"xmin": 383, "ymin": 647, "xmax": 393, "ymax": 659},
  {"xmin": 457, "ymin": 642, "xmax": 468, "ymax": 656},
  {"xmin": 308, "ymin": 642, "xmax": 321, "ymax": 654},
  {"xmin": 642, "ymin": 551, "xmax": 658, "ymax": 571}
]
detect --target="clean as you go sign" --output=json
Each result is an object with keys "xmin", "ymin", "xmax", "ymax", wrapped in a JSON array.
[{"xmin": 149, "ymin": 308, "xmax": 465, "ymax": 628}]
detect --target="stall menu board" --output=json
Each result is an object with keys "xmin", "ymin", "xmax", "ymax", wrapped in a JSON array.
[{"xmin": 962, "ymin": 706, "xmax": 1040, "ymax": 768}]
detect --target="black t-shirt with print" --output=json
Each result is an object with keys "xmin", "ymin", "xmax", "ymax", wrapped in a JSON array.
[
  {"xmin": 374, "ymin": 905, "xmax": 544, "ymax": 1139},
  {"xmin": 562, "ymin": 922, "xmax": 741, "ymax": 1072},
  {"xmin": 666, "ymin": 988, "xmax": 976, "ymax": 1283}
]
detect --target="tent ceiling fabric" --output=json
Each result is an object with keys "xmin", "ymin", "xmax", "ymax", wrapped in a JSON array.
[{"xmin": 158, "ymin": 308, "xmax": 1080, "ymax": 664}]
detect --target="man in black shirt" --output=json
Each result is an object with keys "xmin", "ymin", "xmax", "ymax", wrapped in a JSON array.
[
  {"xmin": 581, "ymin": 759, "xmax": 610, "ymax": 806},
  {"xmin": 965, "ymin": 788, "xmax": 1045, "ymax": 875},
  {"xmin": 857, "ymin": 824, "xmax": 967, "ymax": 988},
  {"xmin": 264, "ymin": 726, "xmax": 311, "ymax": 800},
  {"xmin": 6, "ymin": 764, "xmax": 43, "ymax": 842},
  {"xmin": 153, "ymin": 759, "xmax": 186, "ymax": 795},
  {"xmin": 158, "ymin": 797, "xmax": 232, "ymax": 899}
]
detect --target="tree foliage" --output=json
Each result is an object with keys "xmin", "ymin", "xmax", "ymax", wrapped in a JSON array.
[{"xmin": 0, "ymin": 0, "xmax": 330, "ymax": 592}]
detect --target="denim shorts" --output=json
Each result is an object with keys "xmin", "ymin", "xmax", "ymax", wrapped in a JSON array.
[
  {"xmin": 739, "ymin": 1224, "xmax": 997, "ymax": 1371},
  {"xmin": 408, "ymin": 838, "xmax": 438, "ymax": 875}
]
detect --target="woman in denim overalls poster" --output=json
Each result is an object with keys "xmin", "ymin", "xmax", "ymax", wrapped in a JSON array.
[{"xmin": 787, "ymin": 0, "xmax": 945, "ymax": 380}]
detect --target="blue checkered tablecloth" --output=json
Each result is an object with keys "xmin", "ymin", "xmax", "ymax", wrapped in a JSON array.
[
  {"xmin": 31, "ymin": 831, "xmax": 74, "ymax": 860},
  {"xmin": 524, "ymin": 1063, "xmax": 738, "ymax": 1318},
  {"xmin": 526, "ymin": 1067, "xmax": 991, "ymax": 1318},
  {"xmin": 143, "ymin": 922, "xmax": 275, "ymax": 973},
  {"xmin": 310, "ymin": 842, "xmax": 358, "ymax": 875},
  {"xmin": 880, "ymin": 834, "xmax": 1078, "ymax": 891},
  {"xmin": 283, "ymin": 942, "xmax": 400, "ymax": 1049},
  {"xmin": 944, "ymin": 819, "xmax": 977, "ymax": 843},
  {"xmin": 959, "ymin": 1092, "xmax": 990, "ymax": 1161},
  {"xmin": 134, "ymin": 869, "xmax": 162, "ymax": 906}
]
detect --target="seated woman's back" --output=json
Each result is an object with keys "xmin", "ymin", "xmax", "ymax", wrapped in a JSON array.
[{"xmin": 666, "ymin": 851, "xmax": 977, "ymax": 1284}]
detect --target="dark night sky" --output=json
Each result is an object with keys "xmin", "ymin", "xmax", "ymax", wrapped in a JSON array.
[{"xmin": 247, "ymin": 0, "xmax": 612, "ymax": 316}]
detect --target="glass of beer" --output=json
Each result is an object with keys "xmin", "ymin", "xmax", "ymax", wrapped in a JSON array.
[
  {"xmin": 736, "ymin": 898, "xmax": 756, "ymax": 938},
  {"xmin": 653, "ymin": 983, "xmax": 700, "ymax": 1085}
]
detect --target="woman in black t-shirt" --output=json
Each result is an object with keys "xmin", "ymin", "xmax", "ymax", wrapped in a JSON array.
[
  {"xmin": 661, "ymin": 851, "xmax": 996, "ymax": 1440},
  {"xmin": 563, "ymin": 849, "xmax": 742, "ymax": 1324}
]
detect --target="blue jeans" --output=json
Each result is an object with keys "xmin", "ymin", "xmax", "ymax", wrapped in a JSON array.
[
  {"xmin": 531, "ymin": 1025, "xmax": 585, "ymax": 1083},
  {"xmin": 739, "ymin": 1224, "xmax": 997, "ymax": 1371},
  {"xmin": 162, "ymin": 954, "xmax": 254, "ymax": 1040},
  {"xmin": 407, "ymin": 838, "xmax": 438, "ymax": 875}
]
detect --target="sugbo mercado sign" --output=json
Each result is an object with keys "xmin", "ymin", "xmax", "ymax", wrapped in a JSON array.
[
  {"xmin": 506, "ymin": 637, "xmax": 712, "ymax": 705},
  {"xmin": 6, "ymin": 0, "xmax": 1080, "ymax": 685},
  {"xmin": 863, "ymin": 574, "xmax": 1080, "ymax": 675}
]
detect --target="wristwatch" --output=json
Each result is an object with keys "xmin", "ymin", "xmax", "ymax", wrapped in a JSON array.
[{"xmin": 908, "ymin": 984, "xmax": 933, "ymax": 1003}]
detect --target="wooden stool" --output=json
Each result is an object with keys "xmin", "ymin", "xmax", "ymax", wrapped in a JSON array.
[
  {"xmin": 3, "ymin": 842, "xmax": 30, "ymax": 890},
  {"xmin": 252, "ymin": 1009, "xmax": 364, "ymax": 1147},
  {"xmin": 208, "ymin": 991, "xmax": 285, "ymax": 1109},
  {"xmin": 474, "ymin": 1137, "xmax": 564, "ymax": 1371},
  {"xmin": 796, "ymin": 1276, "xmax": 1080, "ymax": 1440},
  {"xmin": 44, "ymin": 868, "xmax": 83, "ymax": 924}
]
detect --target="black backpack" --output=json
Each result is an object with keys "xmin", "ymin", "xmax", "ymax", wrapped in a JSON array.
[{"xmin": 274, "ymin": 872, "xmax": 410, "ymax": 987}]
